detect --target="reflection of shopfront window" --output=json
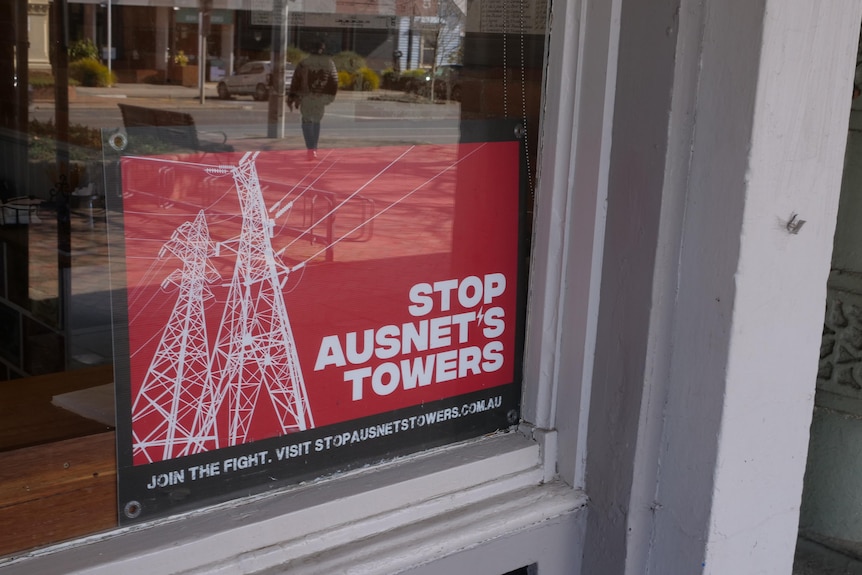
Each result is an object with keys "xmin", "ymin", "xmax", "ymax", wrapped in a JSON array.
[
  {"xmin": 173, "ymin": 8, "xmax": 232, "ymax": 81},
  {"xmin": 174, "ymin": 23, "xmax": 200, "ymax": 66}
]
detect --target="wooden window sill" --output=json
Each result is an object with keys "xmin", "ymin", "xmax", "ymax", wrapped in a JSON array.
[{"xmin": 0, "ymin": 365, "xmax": 117, "ymax": 556}]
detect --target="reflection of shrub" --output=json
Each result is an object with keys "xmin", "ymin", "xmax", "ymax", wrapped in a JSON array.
[
  {"xmin": 28, "ymin": 119, "xmax": 179, "ymax": 161},
  {"xmin": 173, "ymin": 50, "xmax": 189, "ymax": 66},
  {"xmin": 30, "ymin": 71, "xmax": 56, "ymax": 88},
  {"xmin": 401, "ymin": 68, "xmax": 429, "ymax": 80},
  {"xmin": 287, "ymin": 46, "xmax": 307, "ymax": 65},
  {"xmin": 337, "ymin": 70, "xmax": 353, "ymax": 89},
  {"xmin": 337, "ymin": 68, "xmax": 380, "ymax": 91},
  {"xmin": 400, "ymin": 68, "xmax": 431, "ymax": 95},
  {"xmin": 29, "ymin": 119, "xmax": 102, "ymax": 162},
  {"xmin": 70, "ymin": 58, "xmax": 116, "ymax": 87},
  {"xmin": 381, "ymin": 68, "xmax": 398, "ymax": 90},
  {"xmin": 333, "ymin": 51, "xmax": 366, "ymax": 74},
  {"xmin": 355, "ymin": 67, "xmax": 380, "ymax": 91},
  {"xmin": 30, "ymin": 119, "xmax": 101, "ymax": 149},
  {"xmin": 29, "ymin": 71, "xmax": 79, "ymax": 88},
  {"xmin": 69, "ymin": 38, "xmax": 99, "ymax": 62}
]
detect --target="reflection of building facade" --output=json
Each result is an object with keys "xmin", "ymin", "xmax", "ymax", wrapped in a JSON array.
[
  {"xmin": 27, "ymin": 1, "xmax": 51, "ymax": 70},
  {"xmin": 26, "ymin": 0, "xmax": 467, "ymax": 84}
]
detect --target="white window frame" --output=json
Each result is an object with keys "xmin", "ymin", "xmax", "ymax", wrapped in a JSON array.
[{"xmin": 0, "ymin": 0, "xmax": 620, "ymax": 572}]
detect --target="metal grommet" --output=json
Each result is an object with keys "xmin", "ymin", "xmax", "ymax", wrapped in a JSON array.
[
  {"xmin": 514, "ymin": 123, "xmax": 525, "ymax": 140},
  {"xmin": 108, "ymin": 131, "xmax": 128, "ymax": 152},
  {"xmin": 506, "ymin": 409, "xmax": 520, "ymax": 425},
  {"xmin": 124, "ymin": 500, "xmax": 142, "ymax": 519}
]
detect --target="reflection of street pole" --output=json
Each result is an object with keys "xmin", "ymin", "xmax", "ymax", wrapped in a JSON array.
[
  {"xmin": 106, "ymin": 0, "xmax": 112, "ymax": 85},
  {"xmin": 199, "ymin": 0, "xmax": 212, "ymax": 105},
  {"xmin": 267, "ymin": 0, "xmax": 287, "ymax": 138},
  {"xmin": 406, "ymin": 14, "xmax": 413, "ymax": 70},
  {"xmin": 51, "ymin": 0, "xmax": 73, "ymax": 368},
  {"xmin": 198, "ymin": 11, "xmax": 205, "ymax": 103}
]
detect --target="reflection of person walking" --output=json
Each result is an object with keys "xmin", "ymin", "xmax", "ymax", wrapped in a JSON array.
[{"xmin": 288, "ymin": 41, "xmax": 338, "ymax": 160}]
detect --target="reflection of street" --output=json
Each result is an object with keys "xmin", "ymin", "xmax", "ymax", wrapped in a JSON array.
[{"xmin": 30, "ymin": 85, "xmax": 461, "ymax": 146}]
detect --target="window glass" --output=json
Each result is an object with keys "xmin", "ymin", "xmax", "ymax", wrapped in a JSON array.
[{"xmin": 0, "ymin": 0, "xmax": 549, "ymax": 554}]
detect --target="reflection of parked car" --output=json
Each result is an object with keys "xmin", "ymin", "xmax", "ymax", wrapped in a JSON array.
[{"xmin": 217, "ymin": 61, "xmax": 295, "ymax": 101}]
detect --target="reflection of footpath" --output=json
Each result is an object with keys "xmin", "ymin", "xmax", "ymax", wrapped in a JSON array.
[
  {"xmin": 33, "ymin": 83, "xmax": 424, "ymax": 110},
  {"xmin": 35, "ymin": 83, "xmax": 247, "ymax": 110},
  {"xmin": 31, "ymin": 84, "xmax": 460, "ymax": 150}
]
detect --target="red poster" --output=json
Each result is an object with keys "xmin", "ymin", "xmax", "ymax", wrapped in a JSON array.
[{"xmin": 117, "ymin": 142, "xmax": 521, "ymax": 468}]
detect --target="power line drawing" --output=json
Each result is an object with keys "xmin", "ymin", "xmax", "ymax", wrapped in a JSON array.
[
  {"xmin": 131, "ymin": 210, "xmax": 221, "ymax": 463},
  {"xmin": 206, "ymin": 152, "xmax": 315, "ymax": 446},
  {"xmin": 131, "ymin": 152, "xmax": 315, "ymax": 460},
  {"xmin": 127, "ymin": 144, "xmax": 486, "ymax": 462}
]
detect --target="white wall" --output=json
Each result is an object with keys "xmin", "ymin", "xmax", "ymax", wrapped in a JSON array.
[{"xmin": 583, "ymin": 0, "xmax": 861, "ymax": 573}]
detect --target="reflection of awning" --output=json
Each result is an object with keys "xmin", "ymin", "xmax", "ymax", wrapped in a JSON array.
[
  {"xmin": 175, "ymin": 8, "xmax": 234, "ymax": 24},
  {"xmin": 66, "ymin": 0, "xmax": 465, "ymax": 15},
  {"xmin": 66, "ymin": 1, "xmax": 399, "ymax": 30},
  {"xmin": 66, "ymin": 0, "xmax": 372, "ymax": 10},
  {"xmin": 67, "ymin": 0, "xmax": 212, "ymax": 5},
  {"xmin": 293, "ymin": 13, "xmax": 396, "ymax": 29},
  {"xmin": 67, "ymin": 1, "xmax": 254, "ymax": 7},
  {"xmin": 68, "ymin": 0, "xmax": 204, "ymax": 5}
]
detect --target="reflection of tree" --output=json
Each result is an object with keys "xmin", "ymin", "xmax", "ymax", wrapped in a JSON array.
[
  {"xmin": 397, "ymin": 0, "xmax": 464, "ymax": 101},
  {"xmin": 428, "ymin": 0, "xmax": 464, "ymax": 102}
]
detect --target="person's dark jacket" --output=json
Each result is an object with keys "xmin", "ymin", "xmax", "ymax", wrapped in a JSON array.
[{"xmin": 288, "ymin": 54, "xmax": 338, "ymax": 109}]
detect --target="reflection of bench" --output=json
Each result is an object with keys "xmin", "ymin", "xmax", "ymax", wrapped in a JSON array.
[
  {"xmin": 117, "ymin": 103, "xmax": 233, "ymax": 153},
  {"xmin": 279, "ymin": 189, "xmax": 375, "ymax": 263},
  {"xmin": 1, "ymin": 197, "xmax": 41, "ymax": 225}
]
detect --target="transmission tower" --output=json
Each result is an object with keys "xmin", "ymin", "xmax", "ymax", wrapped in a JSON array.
[
  {"xmin": 208, "ymin": 152, "xmax": 315, "ymax": 447},
  {"xmin": 132, "ymin": 210, "xmax": 221, "ymax": 463}
]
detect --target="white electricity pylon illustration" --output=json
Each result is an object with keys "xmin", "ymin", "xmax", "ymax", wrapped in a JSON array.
[
  {"xmin": 128, "ymin": 143, "xmax": 469, "ymax": 461},
  {"xmin": 206, "ymin": 152, "xmax": 315, "ymax": 447},
  {"xmin": 131, "ymin": 210, "xmax": 221, "ymax": 463}
]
